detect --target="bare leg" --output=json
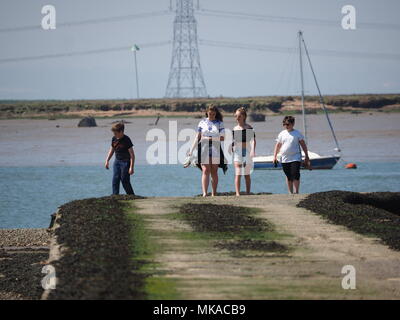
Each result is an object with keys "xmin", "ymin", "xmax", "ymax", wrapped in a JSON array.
[
  {"xmin": 201, "ymin": 164, "xmax": 210, "ymax": 197},
  {"xmin": 244, "ymin": 175, "xmax": 251, "ymax": 194},
  {"xmin": 286, "ymin": 177, "xmax": 294, "ymax": 194},
  {"xmin": 293, "ymin": 179, "xmax": 300, "ymax": 194},
  {"xmin": 234, "ymin": 162, "xmax": 241, "ymax": 196},
  {"xmin": 210, "ymin": 164, "xmax": 219, "ymax": 196}
]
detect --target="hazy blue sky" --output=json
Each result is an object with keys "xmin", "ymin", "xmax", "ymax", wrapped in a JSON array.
[{"xmin": 0, "ymin": 0, "xmax": 399, "ymax": 99}]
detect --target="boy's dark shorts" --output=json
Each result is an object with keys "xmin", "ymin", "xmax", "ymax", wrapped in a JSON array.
[{"xmin": 281, "ymin": 161, "xmax": 301, "ymax": 181}]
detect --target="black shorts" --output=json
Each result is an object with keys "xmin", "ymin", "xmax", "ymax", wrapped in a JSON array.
[{"xmin": 281, "ymin": 161, "xmax": 301, "ymax": 181}]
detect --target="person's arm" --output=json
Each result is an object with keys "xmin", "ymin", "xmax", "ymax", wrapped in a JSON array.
[
  {"xmin": 273, "ymin": 142, "xmax": 282, "ymax": 163},
  {"xmin": 188, "ymin": 132, "xmax": 201, "ymax": 156},
  {"xmin": 219, "ymin": 121, "xmax": 225, "ymax": 141},
  {"xmin": 299, "ymin": 139, "xmax": 311, "ymax": 168},
  {"xmin": 249, "ymin": 128, "xmax": 256, "ymax": 157},
  {"xmin": 105, "ymin": 146, "xmax": 114, "ymax": 169},
  {"xmin": 273, "ymin": 132, "xmax": 282, "ymax": 163},
  {"xmin": 250, "ymin": 137, "xmax": 256, "ymax": 157},
  {"xmin": 128, "ymin": 147, "xmax": 135, "ymax": 175}
]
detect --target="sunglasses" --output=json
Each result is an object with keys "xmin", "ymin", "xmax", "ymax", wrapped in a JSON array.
[{"xmin": 282, "ymin": 123, "xmax": 292, "ymax": 126}]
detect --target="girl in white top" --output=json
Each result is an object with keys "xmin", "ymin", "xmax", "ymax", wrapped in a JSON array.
[
  {"xmin": 231, "ymin": 107, "xmax": 256, "ymax": 196},
  {"xmin": 189, "ymin": 105, "xmax": 225, "ymax": 197}
]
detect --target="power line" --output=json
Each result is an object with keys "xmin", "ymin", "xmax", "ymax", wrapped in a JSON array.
[
  {"xmin": 197, "ymin": 8, "xmax": 400, "ymax": 31},
  {"xmin": 199, "ymin": 39, "xmax": 400, "ymax": 60},
  {"xmin": 0, "ymin": 41, "xmax": 171, "ymax": 64},
  {"xmin": 1, "ymin": 6, "xmax": 399, "ymax": 35},
  {"xmin": 0, "ymin": 10, "xmax": 171, "ymax": 33},
  {"xmin": 1, "ymin": 37, "xmax": 399, "ymax": 65},
  {"xmin": 200, "ymin": 39, "xmax": 295, "ymax": 54}
]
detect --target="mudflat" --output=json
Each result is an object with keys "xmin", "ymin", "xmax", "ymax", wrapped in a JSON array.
[{"xmin": 1, "ymin": 112, "xmax": 400, "ymax": 166}]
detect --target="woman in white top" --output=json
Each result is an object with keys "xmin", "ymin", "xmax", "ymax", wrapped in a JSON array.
[
  {"xmin": 189, "ymin": 105, "xmax": 225, "ymax": 197},
  {"xmin": 231, "ymin": 107, "xmax": 256, "ymax": 196}
]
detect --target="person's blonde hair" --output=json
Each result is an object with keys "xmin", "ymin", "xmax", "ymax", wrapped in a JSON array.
[{"xmin": 235, "ymin": 107, "xmax": 247, "ymax": 121}]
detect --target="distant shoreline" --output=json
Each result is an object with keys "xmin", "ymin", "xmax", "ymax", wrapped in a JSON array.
[{"xmin": 1, "ymin": 94, "xmax": 399, "ymax": 119}]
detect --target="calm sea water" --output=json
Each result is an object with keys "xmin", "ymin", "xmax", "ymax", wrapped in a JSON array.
[{"xmin": 1, "ymin": 162, "xmax": 400, "ymax": 229}]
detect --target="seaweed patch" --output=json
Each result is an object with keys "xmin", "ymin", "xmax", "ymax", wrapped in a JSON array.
[
  {"xmin": 177, "ymin": 203, "xmax": 290, "ymax": 256},
  {"xmin": 47, "ymin": 194, "xmax": 147, "ymax": 299},
  {"xmin": 297, "ymin": 191, "xmax": 400, "ymax": 250}
]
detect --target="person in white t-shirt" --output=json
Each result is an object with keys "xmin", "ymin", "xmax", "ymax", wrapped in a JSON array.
[
  {"xmin": 273, "ymin": 116, "xmax": 311, "ymax": 194},
  {"xmin": 188, "ymin": 105, "xmax": 225, "ymax": 197}
]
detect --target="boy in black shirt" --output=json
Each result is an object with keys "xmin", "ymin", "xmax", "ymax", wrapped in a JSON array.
[{"xmin": 105, "ymin": 122, "xmax": 135, "ymax": 195}]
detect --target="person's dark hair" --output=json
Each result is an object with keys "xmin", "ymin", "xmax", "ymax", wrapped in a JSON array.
[
  {"xmin": 205, "ymin": 104, "xmax": 223, "ymax": 121},
  {"xmin": 111, "ymin": 122, "xmax": 125, "ymax": 132},
  {"xmin": 283, "ymin": 115, "xmax": 295, "ymax": 125}
]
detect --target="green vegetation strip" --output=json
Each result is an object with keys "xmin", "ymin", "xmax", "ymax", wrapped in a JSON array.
[
  {"xmin": 2, "ymin": 94, "xmax": 399, "ymax": 118},
  {"xmin": 297, "ymin": 191, "xmax": 400, "ymax": 250},
  {"xmin": 124, "ymin": 206, "xmax": 180, "ymax": 300},
  {"xmin": 47, "ymin": 195, "xmax": 151, "ymax": 300},
  {"xmin": 176, "ymin": 203, "xmax": 289, "ymax": 256}
]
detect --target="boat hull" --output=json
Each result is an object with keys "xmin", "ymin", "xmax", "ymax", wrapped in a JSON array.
[{"xmin": 254, "ymin": 156, "xmax": 340, "ymax": 170}]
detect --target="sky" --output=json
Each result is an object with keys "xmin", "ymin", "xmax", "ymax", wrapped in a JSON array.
[{"xmin": 0, "ymin": 0, "xmax": 399, "ymax": 100}]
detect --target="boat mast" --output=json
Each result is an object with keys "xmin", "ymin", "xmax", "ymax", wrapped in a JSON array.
[
  {"xmin": 300, "ymin": 33, "xmax": 341, "ymax": 153},
  {"xmin": 298, "ymin": 31, "xmax": 307, "ymax": 143}
]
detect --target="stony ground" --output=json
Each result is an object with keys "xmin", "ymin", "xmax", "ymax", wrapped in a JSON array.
[{"xmin": 0, "ymin": 229, "xmax": 50, "ymax": 300}]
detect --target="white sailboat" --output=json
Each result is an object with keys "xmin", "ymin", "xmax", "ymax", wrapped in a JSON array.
[{"xmin": 253, "ymin": 30, "xmax": 341, "ymax": 170}]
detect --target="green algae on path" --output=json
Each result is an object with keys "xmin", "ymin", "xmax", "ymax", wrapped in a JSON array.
[{"xmin": 124, "ymin": 202, "xmax": 181, "ymax": 300}]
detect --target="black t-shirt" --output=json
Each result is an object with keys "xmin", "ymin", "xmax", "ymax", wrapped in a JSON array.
[{"xmin": 111, "ymin": 135, "xmax": 134, "ymax": 160}]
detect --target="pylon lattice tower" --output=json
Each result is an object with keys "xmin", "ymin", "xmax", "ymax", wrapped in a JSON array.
[{"xmin": 165, "ymin": 0, "xmax": 207, "ymax": 98}]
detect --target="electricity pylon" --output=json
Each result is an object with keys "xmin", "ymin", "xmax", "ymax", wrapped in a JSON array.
[{"xmin": 165, "ymin": 0, "xmax": 207, "ymax": 98}]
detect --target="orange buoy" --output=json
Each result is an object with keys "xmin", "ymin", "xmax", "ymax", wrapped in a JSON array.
[{"xmin": 345, "ymin": 163, "xmax": 357, "ymax": 169}]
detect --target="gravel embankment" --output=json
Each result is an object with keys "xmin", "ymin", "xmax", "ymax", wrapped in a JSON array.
[{"xmin": 0, "ymin": 229, "xmax": 50, "ymax": 248}]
